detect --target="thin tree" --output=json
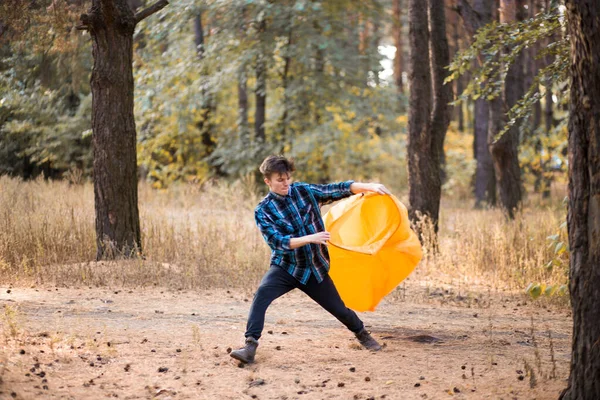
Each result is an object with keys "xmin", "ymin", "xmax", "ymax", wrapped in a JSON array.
[
  {"xmin": 194, "ymin": 11, "xmax": 217, "ymax": 158},
  {"xmin": 77, "ymin": 0, "xmax": 168, "ymax": 259},
  {"xmin": 254, "ymin": 18, "xmax": 267, "ymax": 144},
  {"xmin": 392, "ymin": 0, "xmax": 404, "ymax": 94},
  {"xmin": 560, "ymin": 0, "xmax": 600, "ymax": 398},
  {"xmin": 455, "ymin": 0, "xmax": 496, "ymax": 208},
  {"xmin": 487, "ymin": 0, "xmax": 525, "ymax": 218},
  {"xmin": 407, "ymin": 0, "xmax": 453, "ymax": 237}
]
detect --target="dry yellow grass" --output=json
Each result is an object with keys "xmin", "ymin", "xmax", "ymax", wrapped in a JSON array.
[{"xmin": 0, "ymin": 176, "xmax": 569, "ymax": 296}]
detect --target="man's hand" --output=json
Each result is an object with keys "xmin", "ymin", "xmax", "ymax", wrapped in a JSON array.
[
  {"xmin": 289, "ymin": 231, "xmax": 331, "ymax": 249},
  {"xmin": 350, "ymin": 182, "xmax": 392, "ymax": 195},
  {"xmin": 310, "ymin": 231, "xmax": 331, "ymax": 245},
  {"xmin": 368, "ymin": 183, "xmax": 391, "ymax": 195}
]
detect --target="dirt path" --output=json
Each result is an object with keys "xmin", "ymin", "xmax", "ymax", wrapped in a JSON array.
[{"xmin": 0, "ymin": 283, "xmax": 571, "ymax": 400}]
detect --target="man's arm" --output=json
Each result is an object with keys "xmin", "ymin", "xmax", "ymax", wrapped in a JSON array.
[
  {"xmin": 289, "ymin": 231, "xmax": 330, "ymax": 249},
  {"xmin": 350, "ymin": 182, "xmax": 392, "ymax": 195},
  {"xmin": 256, "ymin": 209, "xmax": 329, "ymax": 250}
]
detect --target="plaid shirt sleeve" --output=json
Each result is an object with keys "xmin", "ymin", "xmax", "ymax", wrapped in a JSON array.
[
  {"xmin": 254, "ymin": 208, "xmax": 293, "ymax": 252},
  {"xmin": 307, "ymin": 180, "xmax": 355, "ymax": 205}
]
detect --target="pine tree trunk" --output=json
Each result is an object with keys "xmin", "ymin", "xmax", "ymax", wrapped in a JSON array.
[
  {"xmin": 194, "ymin": 12, "xmax": 216, "ymax": 157},
  {"xmin": 408, "ymin": 0, "xmax": 433, "ymax": 230},
  {"xmin": 457, "ymin": 0, "xmax": 496, "ymax": 208},
  {"xmin": 560, "ymin": 0, "xmax": 600, "ymax": 398},
  {"xmin": 87, "ymin": 0, "xmax": 140, "ymax": 259},
  {"xmin": 392, "ymin": 0, "xmax": 404, "ymax": 94},
  {"xmin": 474, "ymin": 98, "xmax": 496, "ymax": 207},
  {"xmin": 407, "ymin": 0, "xmax": 450, "ymax": 237},
  {"xmin": 238, "ymin": 65, "xmax": 249, "ymax": 137},
  {"xmin": 255, "ymin": 20, "xmax": 266, "ymax": 143},
  {"xmin": 80, "ymin": 0, "xmax": 167, "ymax": 259},
  {"xmin": 429, "ymin": 0, "xmax": 452, "ymax": 188},
  {"xmin": 488, "ymin": 0, "xmax": 524, "ymax": 219}
]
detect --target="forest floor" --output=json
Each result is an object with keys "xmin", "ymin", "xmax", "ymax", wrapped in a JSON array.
[{"xmin": 0, "ymin": 274, "xmax": 571, "ymax": 400}]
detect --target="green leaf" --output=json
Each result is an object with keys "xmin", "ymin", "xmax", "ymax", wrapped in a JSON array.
[
  {"xmin": 527, "ymin": 283, "xmax": 542, "ymax": 299},
  {"xmin": 544, "ymin": 285, "xmax": 557, "ymax": 296}
]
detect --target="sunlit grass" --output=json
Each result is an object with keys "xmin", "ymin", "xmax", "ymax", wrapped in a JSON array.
[{"xmin": 0, "ymin": 175, "xmax": 568, "ymax": 294}]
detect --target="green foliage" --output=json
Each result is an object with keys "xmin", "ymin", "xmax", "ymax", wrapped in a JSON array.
[
  {"xmin": 133, "ymin": 0, "xmax": 401, "ymax": 185},
  {"xmin": 447, "ymin": 3, "xmax": 568, "ymax": 141},
  {"xmin": 0, "ymin": 0, "xmax": 92, "ymax": 178}
]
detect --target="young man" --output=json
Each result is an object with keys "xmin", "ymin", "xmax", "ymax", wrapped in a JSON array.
[{"xmin": 230, "ymin": 155, "xmax": 390, "ymax": 364}]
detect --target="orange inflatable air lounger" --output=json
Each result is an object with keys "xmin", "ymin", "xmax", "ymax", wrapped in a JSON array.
[{"xmin": 324, "ymin": 192, "xmax": 422, "ymax": 312}]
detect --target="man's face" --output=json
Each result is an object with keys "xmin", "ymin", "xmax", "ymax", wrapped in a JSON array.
[{"xmin": 265, "ymin": 172, "xmax": 292, "ymax": 196}]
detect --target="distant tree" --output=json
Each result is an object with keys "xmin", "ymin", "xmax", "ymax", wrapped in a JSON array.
[
  {"xmin": 487, "ymin": 0, "xmax": 525, "ymax": 219},
  {"xmin": 455, "ymin": 0, "xmax": 496, "ymax": 208},
  {"xmin": 560, "ymin": 0, "xmax": 600, "ymax": 398},
  {"xmin": 77, "ymin": 0, "xmax": 168, "ymax": 259},
  {"xmin": 194, "ymin": 10, "xmax": 217, "ymax": 162},
  {"xmin": 407, "ymin": 0, "xmax": 453, "ymax": 237},
  {"xmin": 392, "ymin": 0, "xmax": 404, "ymax": 94}
]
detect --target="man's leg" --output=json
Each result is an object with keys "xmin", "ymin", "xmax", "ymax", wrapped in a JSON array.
[
  {"xmin": 300, "ymin": 273, "xmax": 364, "ymax": 333},
  {"xmin": 231, "ymin": 266, "xmax": 296, "ymax": 363},
  {"xmin": 244, "ymin": 266, "xmax": 297, "ymax": 340},
  {"xmin": 300, "ymin": 273, "xmax": 382, "ymax": 351}
]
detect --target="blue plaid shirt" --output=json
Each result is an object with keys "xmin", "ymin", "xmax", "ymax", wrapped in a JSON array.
[{"xmin": 254, "ymin": 181, "xmax": 355, "ymax": 284}]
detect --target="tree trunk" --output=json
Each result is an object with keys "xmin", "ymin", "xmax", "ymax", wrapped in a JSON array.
[
  {"xmin": 278, "ymin": 17, "xmax": 292, "ymax": 145},
  {"xmin": 408, "ymin": 0, "xmax": 433, "ymax": 230},
  {"xmin": 560, "ymin": 1, "xmax": 600, "ymax": 398},
  {"xmin": 488, "ymin": 0, "xmax": 524, "ymax": 219},
  {"xmin": 392, "ymin": 0, "xmax": 404, "ymax": 94},
  {"xmin": 254, "ymin": 20, "xmax": 267, "ymax": 143},
  {"xmin": 452, "ymin": 22, "xmax": 464, "ymax": 132},
  {"xmin": 238, "ymin": 65, "xmax": 249, "ymax": 138},
  {"xmin": 474, "ymin": 98, "xmax": 496, "ymax": 206},
  {"xmin": 194, "ymin": 12, "xmax": 216, "ymax": 158},
  {"xmin": 429, "ymin": 0, "xmax": 452, "ymax": 187},
  {"xmin": 79, "ymin": 0, "xmax": 167, "ymax": 259},
  {"xmin": 456, "ymin": 0, "xmax": 496, "ymax": 208},
  {"xmin": 408, "ymin": 0, "xmax": 450, "ymax": 238}
]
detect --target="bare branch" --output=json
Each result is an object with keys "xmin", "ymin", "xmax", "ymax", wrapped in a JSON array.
[{"xmin": 134, "ymin": 0, "xmax": 168, "ymax": 24}]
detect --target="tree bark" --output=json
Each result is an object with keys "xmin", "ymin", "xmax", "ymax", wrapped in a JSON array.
[
  {"xmin": 79, "ymin": 0, "xmax": 167, "ymax": 259},
  {"xmin": 488, "ymin": 0, "xmax": 524, "ymax": 219},
  {"xmin": 560, "ymin": 1, "xmax": 600, "ymax": 398},
  {"xmin": 194, "ymin": 12, "xmax": 216, "ymax": 157},
  {"xmin": 238, "ymin": 65, "xmax": 248, "ymax": 137},
  {"xmin": 407, "ymin": 0, "xmax": 450, "ymax": 237},
  {"xmin": 429, "ymin": 0, "xmax": 452, "ymax": 186},
  {"xmin": 452, "ymin": 21, "xmax": 464, "ymax": 132},
  {"xmin": 456, "ymin": 0, "xmax": 496, "ymax": 207},
  {"xmin": 474, "ymin": 98, "xmax": 496, "ymax": 206},
  {"xmin": 255, "ymin": 19, "xmax": 267, "ymax": 143},
  {"xmin": 278, "ymin": 20, "xmax": 292, "ymax": 146},
  {"xmin": 392, "ymin": 0, "xmax": 404, "ymax": 94},
  {"xmin": 408, "ymin": 0, "xmax": 433, "ymax": 230}
]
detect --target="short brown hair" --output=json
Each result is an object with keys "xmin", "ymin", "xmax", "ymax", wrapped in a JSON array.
[{"xmin": 259, "ymin": 155, "xmax": 295, "ymax": 179}]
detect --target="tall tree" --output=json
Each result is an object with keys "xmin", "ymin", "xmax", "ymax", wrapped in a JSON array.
[
  {"xmin": 77, "ymin": 0, "xmax": 168, "ymax": 259},
  {"xmin": 194, "ymin": 11, "xmax": 217, "ymax": 158},
  {"xmin": 392, "ymin": 0, "xmax": 404, "ymax": 94},
  {"xmin": 560, "ymin": 0, "xmax": 600, "ymax": 398},
  {"xmin": 407, "ymin": 0, "xmax": 452, "ymax": 236},
  {"xmin": 254, "ymin": 18, "xmax": 267, "ymax": 144},
  {"xmin": 456, "ymin": 0, "xmax": 496, "ymax": 208},
  {"xmin": 488, "ymin": 0, "xmax": 525, "ymax": 218}
]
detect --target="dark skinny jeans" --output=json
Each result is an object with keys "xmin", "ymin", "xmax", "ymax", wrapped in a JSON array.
[{"xmin": 245, "ymin": 265, "xmax": 364, "ymax": 340}]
